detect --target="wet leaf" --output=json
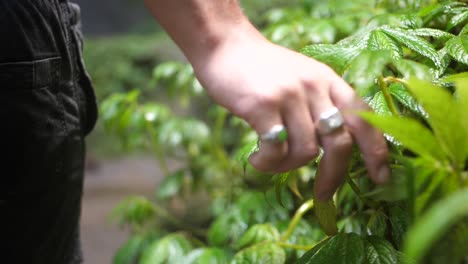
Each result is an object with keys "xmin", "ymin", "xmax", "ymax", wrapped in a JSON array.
[
  {"xmin": 301, "ymin": 44, "xmax": 361, "ymax": 74},
  {"xmin": 446, "ymin": 35, "xmax": 468, "ymax": 65},
  {"xmin": 346, "ymin": 50, "xmax": 393, "ymax": 96},
  {"xmin": 381, "ymin": 27, "xmax": 442, "ymax": 67},
  {"xmin": 367, "ymin": 30, "xmax": 403, "ymax": 59}
]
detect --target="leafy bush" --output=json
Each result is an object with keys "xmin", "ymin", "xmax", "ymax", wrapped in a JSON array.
[{"xmin": 102, "ymin": 0, "xmax": 468, "ymax": 263}]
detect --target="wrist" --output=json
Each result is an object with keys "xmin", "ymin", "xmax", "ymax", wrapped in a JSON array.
[{"xmin": 144, "ymin": 0, "xmax": 265, "ymax": 66}]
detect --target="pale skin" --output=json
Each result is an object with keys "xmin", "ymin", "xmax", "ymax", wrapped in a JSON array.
[{"xmin": 144, "ymin": 0, "xmax": 390, "ymax": 200}]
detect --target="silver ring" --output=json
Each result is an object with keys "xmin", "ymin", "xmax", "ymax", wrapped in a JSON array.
[
  {"xmin": 316, "ymin": 107, "xmax": 344, "ymax": 135},
  {"xmin": 260, "ymin": 124, "xmax": 288, "ymax": 143}
]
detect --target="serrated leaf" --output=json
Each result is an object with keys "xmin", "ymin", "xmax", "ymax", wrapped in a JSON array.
[
  {"xmin": 388, "ymin": 83, "xmax": 427, "ymax": 118},
  {"xmin": 314, "ymin": 200, "xmax": 338, "ymax": 236},
  {"xmin": 381, "ymin": 27, "xmax": 442, "ymax": 67},
  {"xmin": 366, "ymin": 91, "xmax": 392, "ymax": 116},
  {"xmin": 300, "ymin": 44, "xmax": 361, "ymax": 74},
  {"xmin": 364, "ymin": 236, "xmax": 399, "ymax": 264},
  {"xmin": 406, "ymin": 79, "xmax": 466, "ymax": 167},
  {"xmin": 231, "ymin": 243, "xmax": 286, "ymax": 264},
  {"xmin": 346, "ymin": 50, "xmax": 393, "ymax": 96},
  {"xmin": 446, "ymin": 35, "xmax": 468, "ymax": 65},
  {"xmin": 447, "ymin": 10, "xmax": 468, "ymax": 30},
  {"xmin": 237, "ymin": 224, "xmax": 280, "ymax": 249},
  {"xmin": 367, "ymin": 211, "xmax": 387, "ymax": 237},
  {"xmin": 392, "ymin": 59, "xmax": 434, "ymax": 81},
  {"xmin": 404, "ymin": 188, "xmax": 468, "ymax": 263},
  {"xmin": 297, "ymin": 233, "xmax": 365, "ymax": 263},
  {"xmin": 388, "ymin": 204, "xmax": 410, "ymax": 250},
  {"xmin": 367, "ymin": 30, "xmax": 403, "ymax": 59},
  {"xmin": 407, "ymin": 28, "xmax": 454, "ymax": 41},
  {"xmin": 298, "ymin": 233, "xmax": 400, "ymax": 264},
  {"xmin": 359, "ymin": 112, "xmax": 444, "ymax": 161},
  {"xmin": 139, "ymin": 234, "xmax": 193, "ymax": 264}
]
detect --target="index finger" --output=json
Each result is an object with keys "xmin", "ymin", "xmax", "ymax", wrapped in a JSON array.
[{"xmin": 330, "ymin": 78, "xmax": 390, "ymax": 184}]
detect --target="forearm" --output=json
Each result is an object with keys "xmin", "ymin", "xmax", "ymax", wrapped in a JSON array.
[{"xmin": 144, "ymin": 0, "xmax": 262, "ymax": 65}]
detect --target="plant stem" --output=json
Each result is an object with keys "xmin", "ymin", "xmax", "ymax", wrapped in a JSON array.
[
  {"xmin": 281, "ymin": 199, "xmax": 315, "ymax": 242},
  {"xmin": 379, "ymin": 75, "xmax": 399, "ymax": 116},
  {"xmin": 346, "ymin": 175, "xmax": 379, "ymax": 209},
  {"xmin": 146, "ymin": 122, "xmax": 170, "ymax": 175}
]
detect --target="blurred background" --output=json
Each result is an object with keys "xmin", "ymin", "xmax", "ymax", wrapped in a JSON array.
[{"xmin": 75, "ymin": 0, "xmax": 294, "ymax": 263}]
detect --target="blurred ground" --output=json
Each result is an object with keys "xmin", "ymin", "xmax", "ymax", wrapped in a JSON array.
[{"xmin": 80, "ymin": 156, "xmax": 166, "ymax": 264}]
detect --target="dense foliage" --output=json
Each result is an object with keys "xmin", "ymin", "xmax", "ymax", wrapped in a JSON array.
[{"xmin": 100, "ymin": 0, "xmax": 468, "ymax": 263}]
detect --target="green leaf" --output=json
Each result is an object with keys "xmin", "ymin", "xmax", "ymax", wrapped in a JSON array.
[
  {"xmin": 447, "ymin": 10, "xmax": 468, "ymax": 30},
  {"xmin": 388, "ymin": 83, "xmax": 426, "ymax": 118},
  {"xmin": 231, "ymin": 243, "xmax": 286, "ymax": 264},
  {"xmin": 113, "ymin": 234, "xmax": 147, "ymax": 264},
  {"xmin": 407, "ymin": 28, "xmax": 454, "ymax": 41},
  {"xmin": 367, "ymin": 30, "xmax": 403, "ymax": 59},
  {"xmin": 184, "ymin": 248, "xmax": 232, "ymax": 264},
  {"xmin": 366, "ymin": 91, "xmax": 392, "ymax": 116},
  {"xmin": 454, "ymin": 77, "xmax": 468, "ymax": 159},
  {"xmin": 446, "ymin": 35, "xmax": 468, "ymax": 65},
  {"xmin": 314, "ymin": 200, "xmax": 338, "ymax": 236},
  {"xmin": 298, "ymin": 233, "xmax": 400, "ymax": 264},
  {"xmin": 392, "ymin": 59, "xmax": 434, "ymax": 81},
  {"xmin": 406, "ymin": 79, "xmax": 466, "ymax": 167},
  {"xmin": 155, "ymin": 170, "xmax": 186, "ymax": 200},
  {"xmin": 346, "ymin": 50, "xmax": 393, "ymax": 96},
  {"xmin": 381, "ymin": 27, "xmax": 442, "ymax": 67},
  {"xmin": 139, "ymin": 234, "xmax": 193, "ymax": 264},
  {"xmin": 235, "ymin": 140, "xmax": 259, "ymax": 172},
  {"xmin": 208, "ymin": 209, "xmax": 248, "ymax": 247},
  {"xmin": 415, "ymin": 170, "xmax": 447, "ymax": 215},
  {"xmin": 367, "ymin": 211, "xmax": 387, "ymax": 237},
  {"xmin": 388, "ymin": 204, "xmax": 410, "ymax": 250},
  {"xmin": 442, "ymin": 72, "xmax": 468, "ymax": 83},
  {"xmin": 297, "ymin": 233, "xmax": 365, "ymax": 263},
  {"xmin": 364, "ymin": 236, "xmax": 399, "ymax": 264},
  {"xmin": 404, "ymin": 188, "xmax": 468, "ymax": 263},
  {"xmin": 300, "ymin": 44, "xmax": 361, "ymax": 74},
  {"xmin": 237, "ymin": 224, "xmax": 281, "ymax": 249},
  {"xmin": 359, "ymin": 112, "xmax": 444, "ymax": 161},
  {"xmin": 110, "ymin": 196, "xmax": 155, "ymax": 228}
]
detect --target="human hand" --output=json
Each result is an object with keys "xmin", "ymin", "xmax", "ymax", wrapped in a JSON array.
[{"xmin": 191, "ymin": 32, "xmax": 390, "ymax": 201}]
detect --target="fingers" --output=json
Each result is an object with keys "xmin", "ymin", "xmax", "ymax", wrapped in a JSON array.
[
  {"xmin": 274, "ymin": 95, "xmax": 319, "ymax": 172},
  {"xmin": 248, "ymin": 102, "xmax": 288, "ymax": 172},
  {"xmin": 329, "ymin": 77, "xmax": 390, "ymax": 184},
  {"xmin": 308, "ymin": 86, "xmax": 354, "ymax": 201}
]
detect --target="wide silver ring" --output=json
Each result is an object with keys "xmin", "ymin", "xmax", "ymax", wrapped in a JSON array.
[
  {"xmin": 260, "ymin": 124, "xmax": 288, "ymax": 143},
  {"xmin": 316, "ymin": 107, "xmax": 344, "ymax": 135}
]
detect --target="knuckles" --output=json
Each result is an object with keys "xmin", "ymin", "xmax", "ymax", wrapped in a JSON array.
[{"xmin": 327, "ymin": 132, "xmax": 354, "ymax": 153}]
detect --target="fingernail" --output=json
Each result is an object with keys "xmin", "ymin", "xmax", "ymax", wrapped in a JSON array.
[{"xmin": 377, "ymin": 166, "xmax": 390, "ymax": 183}]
